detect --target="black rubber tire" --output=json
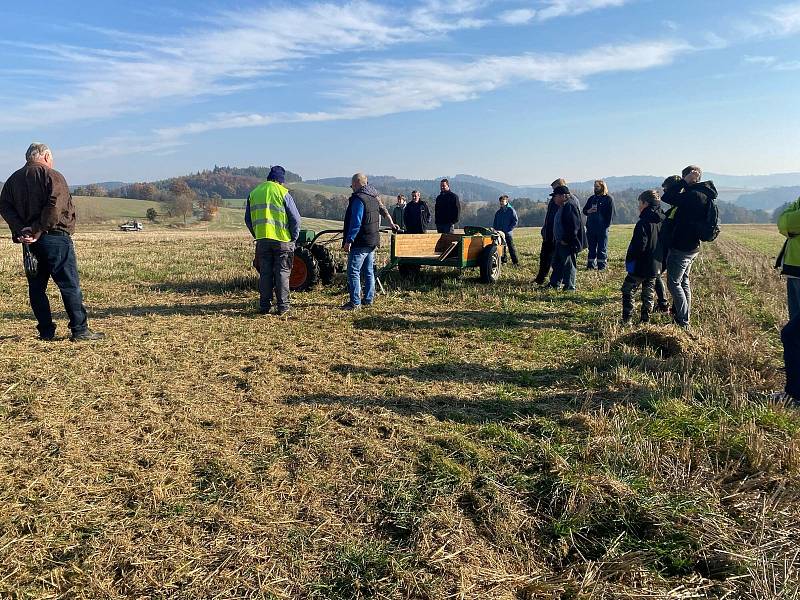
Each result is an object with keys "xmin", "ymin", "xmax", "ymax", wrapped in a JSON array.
[
  {"xmin": 290, "ymin": 246, "xmax": 320, "ymax": 291},
  {"xmin": 479, "ymin": 244, "xmax": 502, "ymax": 283},
  {"xmin": 310, "ymin": 244, "xmax": 336, "ymax": 285}
]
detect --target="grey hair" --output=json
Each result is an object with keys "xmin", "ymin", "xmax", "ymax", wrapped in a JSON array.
[
  {"xmin": 26, "ymin": 143, "xmax": 51, "ymax": 162},
  {"xmin": 351, "ymin": 173, "xmax": 368, "ymax": 188}
]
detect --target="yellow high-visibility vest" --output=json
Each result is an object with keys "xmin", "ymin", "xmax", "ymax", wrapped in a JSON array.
[{"xmin": 248, "ymin": 181, "xmax": 291, "ymax": 242}]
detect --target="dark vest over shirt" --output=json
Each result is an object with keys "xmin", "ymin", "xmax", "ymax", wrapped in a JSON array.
[{"xmin": 344, "ymin": 191, "xmax": 381, "ymax": 248}]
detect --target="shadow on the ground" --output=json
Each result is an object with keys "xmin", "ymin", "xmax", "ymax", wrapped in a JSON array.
[
  {"xmin": 330, "ymin": 360, "xmax": 583, "ymax": 389},
  {"xmin": 148, "ymin": 276, "xmax": 257, "ymax": 295},
  {"xmin": 353, "ymin": 310, "xmax": 596, "ymax": 334},
  {"xmin": 0, "ymin": 300, "xmax": 252, "ymax": 320},
  {"xmin": 283, "ymin": 391, "xmax": 575, "ymax": 424}
]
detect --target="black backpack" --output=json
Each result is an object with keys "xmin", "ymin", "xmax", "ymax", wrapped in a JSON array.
[{"xmin": 699, "ymin": 196, "xmax": 720, "ymax": 242}]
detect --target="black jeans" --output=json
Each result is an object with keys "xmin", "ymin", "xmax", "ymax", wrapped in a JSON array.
[
  {"xmin": 535, "ymin": 239, "xmax": 555, "ymax": 284},
  {"xmin": 621, "ymin": 274, "xmax": 657, "ymax": 321},
  {"xmin": 27, "ymin": 233, "xmax": 88, "ymax": 337},
  {"xmin": 436, "ymin": 223, "xmax": 454, "ymax": 234},
  {"xmin": 256, "ymin": 239, "xmax": 294, "ymax": 311},
  {"xmin": 503, "ymin": 232, "xmax": 519, "ymax": 265}
]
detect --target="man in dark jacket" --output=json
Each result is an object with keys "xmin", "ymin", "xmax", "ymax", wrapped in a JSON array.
[
  {"xmin": 621, "ymin": 190, "xmax": 666, "ymax": 323},
  {"xmin": 549, "ymin": 185, "xmax": 586, "ymax": 291},
  {"xmin": 534, "ymin": 178, "xmax": 564, "ymax": 285},
  {"xmin": 342, "ymin": 173, "xmax": 382, "ymax": 310},
  {"xmin": 403, "ymin": 190, "xmax": 431, "ymax": 234},
  {"xmin": 434, "ymin": 178, "xmax": 460, "ymax": 233},
  {"xmin": 0, "ymin": 143, "xmax": 103, "ymax": 341},
  {"xmin": 583, "ymin": 179, "xmax": 614, "ymax": 270},
  {"xmin": 661, "ymin": 165, "xmax": 718, "ymax": 329},
  {"xmin": 493, "ymin": 195, "xmax": 519, "ymax": 265}
]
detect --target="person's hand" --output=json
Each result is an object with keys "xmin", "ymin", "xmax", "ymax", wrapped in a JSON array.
[
  {"xmin": 343, "ymin": 242, "xmax": 351, "ymax": 253},
  {"xmin": 391, "ymin": 224, "xmax": 400, "ymax": 232},
  {"xmin": 683, "ymin": 170, "xmax": 701, "ymax": 185},
  {"xmin": 18, "ymin": 227, "xmax": 41, "ymax": 244}
]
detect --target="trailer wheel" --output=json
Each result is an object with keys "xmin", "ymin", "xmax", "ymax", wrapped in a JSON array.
[
  {"xmin": 479, "ymin": 244, "xmax": 502, "ymax": 283},
  {"xmin": 310, "ymin": 245, "xmax": 336, "ymax": 285},
  {"xmin": 290, "ymin": 247, "xmax": 320, "ymax": 291}
]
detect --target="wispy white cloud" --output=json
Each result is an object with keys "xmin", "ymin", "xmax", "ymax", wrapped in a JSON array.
[
  {"xmin": 499, "ymin": 8, "xmax": 538, "ymax": 24},
  {"xmin": 499, "ymin": 0, "xmax": 630, "ymax": 25},
  {"xmin": 535, "ymin": 0, "xmax": 629, "ymax": 21},
  {"xmin": 0, "ymin": 1, "xmax": 414, "ymax": 131},
  {"xmin": 742, "ymin": 54, "xmax": 800, "ymax": 71},
  {"xmin": 744, "ymin": 55, "xmax": 777, "ymax": 66},
  {"xmin": 152, "ymin": 39, "xmax": 689, "ymax": 143},
  {"xmin": 762, "ymin": 1, "xmax": 800, "ymax": 36}
]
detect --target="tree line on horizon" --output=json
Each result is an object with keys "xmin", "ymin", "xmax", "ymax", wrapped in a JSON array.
[
  {"xmin": 285, "ymin": 186, "xmax": 773, "ymax": 227},
  {"xmin": 63, "ymin": 165, "xmax": 773, "ymax": 226}
]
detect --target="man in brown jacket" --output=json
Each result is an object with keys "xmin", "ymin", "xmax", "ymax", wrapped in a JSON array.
[{"xmin": 0, "ymin": 143, "xmax": 103, "ymax": 341}]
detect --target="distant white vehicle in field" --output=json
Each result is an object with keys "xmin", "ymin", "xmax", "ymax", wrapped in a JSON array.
[{"xmin": 119, "ymin": 220, "xmax": 143, "ymax": 232}]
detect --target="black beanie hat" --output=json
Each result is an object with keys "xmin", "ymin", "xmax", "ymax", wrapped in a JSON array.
[{"xmin": 267, "ymin": 165, "xmax": 286, "ymax": 184}]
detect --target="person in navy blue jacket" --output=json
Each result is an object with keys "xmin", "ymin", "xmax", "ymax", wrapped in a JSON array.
[
  {"xmin": 493, "ymin": 195, "xmax": 519, "ymax": 265},
  {"xmin": 582, "ymin": 179, "xmax": 614, "ymax": 270},
  {"xmin": 621, "ymin": 190, "xmax": 665, "ymax": 324}
]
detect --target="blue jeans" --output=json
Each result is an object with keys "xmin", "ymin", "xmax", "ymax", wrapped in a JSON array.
[
  {"xmin": 586, "ymin": 229, "xmax": 609, "ymax": 268},
  {"xmin": 783, "ymin": 312, "xmax": 800, "ymax": 398},
  {"xmin": 788, "ymin": 278, "xmax": 800, "ymax": 321},
  {"xmin": 436, "ymin": 224, "xmax": 454, "ymax": 234},
  {"xmin": 667, "ymin": 248, "xmax": 699, "ymax": 328},
  {"xmin": 27, "ymin": 233, "xmax": 88, "ymax": 337},
  {"xmin": 347, "ymin": 246, "xmax": 375, "ymax": 306},
  {"xmin": 549, "ymin": 243, "xmax": 577, "ymax": 291}
]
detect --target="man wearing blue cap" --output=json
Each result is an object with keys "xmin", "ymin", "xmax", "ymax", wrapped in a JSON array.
[{"xmin": 245, "ymin": 166, "xmax": 302, "ymax": 315}]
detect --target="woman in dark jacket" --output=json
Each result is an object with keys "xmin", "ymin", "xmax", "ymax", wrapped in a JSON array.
[
  {"xmin": 583, "ymin": 179, "xmax": 614, "ymax": 270},
  {"xmin": 621, "ymin": 190, "xmax": 665, "ymax": 323}
]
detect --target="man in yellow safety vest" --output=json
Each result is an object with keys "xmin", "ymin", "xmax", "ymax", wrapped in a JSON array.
[{"xmin": 245, "ymin": 166, "xmax": 301, "ymax": 315}]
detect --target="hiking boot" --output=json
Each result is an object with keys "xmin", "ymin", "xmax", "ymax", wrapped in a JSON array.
[
  {"xmin": 70, "ymin": 329, "xmax": 105, "ymax": 342},
  {"xmin": 340, "ymin": 302, "xmax": 361, "ymax": 311},
  {"xmin": 258, "ymin": 307, "xmax": 271, "ymax": 315},
  {"xmin": 275, "ymin": 307, "xmax": 290, "ymax": 316},
  {"xmin": 653, "ymin": 303, "xmax": 670, "ymax": 313}
]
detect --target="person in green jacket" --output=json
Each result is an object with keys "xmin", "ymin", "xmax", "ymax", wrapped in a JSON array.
[
  {"xmin": 391, "ymin": 194, "xmax": 406, "ymax": 231},
  {"xmin": 774, "ymin": 197, "xmax": 800, "ymax": 405}
]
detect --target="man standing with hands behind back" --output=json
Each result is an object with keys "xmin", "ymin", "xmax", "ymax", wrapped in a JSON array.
[
  {"xmin": 0, "ymin": 143, "xmax": 104, "ymax": 342},
  {"xmin": 434, "ymin": 178, "xmax": 460, "ymax": 234}
]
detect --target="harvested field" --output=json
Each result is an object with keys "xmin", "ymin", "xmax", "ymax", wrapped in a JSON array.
[{"xmin": 0, "ymin": 224, "xmax": 798, "ymax": 599}]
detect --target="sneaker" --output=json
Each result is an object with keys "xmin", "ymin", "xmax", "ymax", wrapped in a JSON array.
[
  {"xmin": 275, "ymin": 308, "xmax": 290, "ymax": 316},
  {"xmin": 70, "ymin": 329, "xmax": 105, "ymax": 342},
  {"xmin": 340, "ymin": 302, "xmax": 361, "ymax": 311}
]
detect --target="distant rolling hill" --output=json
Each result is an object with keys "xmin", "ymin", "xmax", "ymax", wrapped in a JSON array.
[{"xmin": 734, "ymin": 187, "xmax": 800, "ymax": 212}]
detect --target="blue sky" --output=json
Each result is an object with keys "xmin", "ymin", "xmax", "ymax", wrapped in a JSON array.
[{"xmin": 1, "ymin": 0, "xmax": 799, "ymax": 185}]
